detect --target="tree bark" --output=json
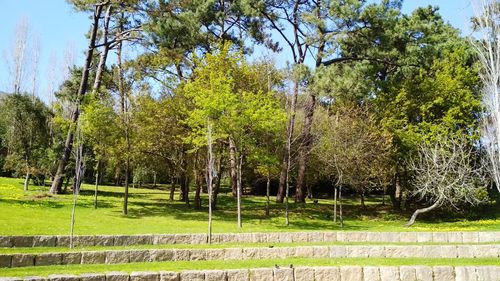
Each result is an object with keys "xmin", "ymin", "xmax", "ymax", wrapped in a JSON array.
[
  {"xmin": 211, "ymin": 151, "xmax": 222, "ymax": 210},
  {"xmin": 276, "ymin": 157, "xmax": 287, "ymax": 203},
  {"xmin": 169, "ymin": 175, "xmax": 176, "ymax": 201},
  {"xmin": 237, "ymin": 154, "xmax": 243, "ymax": 228},
  {"xmin": 265, "ymin": 172, "xmax": 270, "ymax": 216},
  {"xmin": 92, "ymin": 4, "xmax": 112, "ymax": 94},
  {"xmin": 406, "ymin": 199, "xmax": 441, "ymax": 227},
  {"xmin": 333, "ymin": 186, "xmax": 337, "ymax": 223},
  {"xmin": 229, "ymin": 138, "xmax": 238, "ymax": 197},
  {"xmin": 50, "ymin": 4, "xmax": 103, "ymax": 194},
  {"xmin": 93, "ymin": 161, "xmax": 100, "ymax": 209},
  {"xmin": 24, "ymin": 170, "xmax": 29, "ymax": 192}
]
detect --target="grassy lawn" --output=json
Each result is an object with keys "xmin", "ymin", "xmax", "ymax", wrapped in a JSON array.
[
  {"xmin": 1, "ymin": 258, "xmax": 499, "ymax": 277},
  {"xmin": 0, "ymin": 177, "xmax": 498, "ymax": 235}
]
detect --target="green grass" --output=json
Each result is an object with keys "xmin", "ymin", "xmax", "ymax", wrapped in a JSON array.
[
  {"xmin": 1, "ymin": 242, "xmax": 499, "ymax": 255},
  {"xmin": 1, "ymin": 258, "xmax": 499, "ymax": 277},
  {"xmin": 0, "ymin": 176, "xmax": 498, "ymax": 235}
]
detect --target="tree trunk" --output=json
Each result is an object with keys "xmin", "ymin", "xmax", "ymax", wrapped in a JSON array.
[
  {"xmin": 229, "ymin": 138, "xmax": 238, "ymax": 197},
  {"xmin": 169, "ymin": 175, "xmax": 176, "ymax": 201},
  {"xmin": 391, "ymin": 172, "xmax": 402, "ymax": 210},
  {"xmin": 194, "ymin": 166, "xmax": 202, "ymax": 210},
  {"xmin": 212, "ymin": 152, "xmax": 222, "ymax": 210},
  {"xmin": 406, "ymin": 199, "xmax": 441, "ymax": 227},
  {"xmin": 265, "ymin": 172, "xmax": 270, "ymax": 216},
  {"xmin": 92, "ymin": 4, "xmax": 112, "ymax": 94},
  {"xmin": 333, "ymin": 186, "xmax": 337, "ymax": 223},
  {"xmin": 237, "ymin": 154, "xmax": 243, "ymax": 228},
  {"xmin": 276, "ymin": 157, "xmax": 287, "ymax": 203},
  {"xmin": 295, "ymin": 93, "xmax": 316, "ymax": 203},
  {"xmin": 339, "ymin": 187, "xmax": 343, "ymax": 228},
  {"xmin": 206, "ymin": 121, "xmax": 214, "ymax": 244},
  {"xmin": 93, "ymin": 161, "xmax": 100, "ymax": 209},
  {"xmin": 360, "ymin": 191, "xmax": 365, "ymax": 209},
  {"xmin": 24, "ymin": 171, "xmax": 29, "ymax": 192},
  {"xmin": 50, "ymin": 4, "xmax": 103, "ymax": 194}
]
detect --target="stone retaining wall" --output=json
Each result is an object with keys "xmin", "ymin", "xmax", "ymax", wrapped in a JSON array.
[
  {"xmin": 0, "ymin": 232, "xmax": 498, "ymax": 248},
  {"xmin": 1, "ymin": 244, "xmax": 499, "ymax": 268},
  {"xmin": 0, "ymin": 266, "xmax": 498, "ymax": 281}
]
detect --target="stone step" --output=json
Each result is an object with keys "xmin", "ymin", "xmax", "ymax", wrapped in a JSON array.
[
  {"xmin": 1, "ymin": 244, "xmax": 498, "ymax": 268},
  {"xmin": 1, "ymin": 232, "xmax": 498, "ymax": 248},
  {"xmin": 0, "ymin": 265, "xmax": 499, "ymax": 281}
]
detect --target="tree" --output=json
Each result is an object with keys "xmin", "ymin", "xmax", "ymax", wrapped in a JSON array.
[
  {"xmin": 0, "ymin": 94, "xmax": 51, "ymax": 190},
  {"xmin": 406, "ymin": 138, "xmax": 487, "ymax": 226},
  {"xmin": 472, "ymin": 0, "xmax": 500, "ymax": 193},
  {"xmin": 183, "ymin": 44, "xmax": 285, "ymax": 228}
]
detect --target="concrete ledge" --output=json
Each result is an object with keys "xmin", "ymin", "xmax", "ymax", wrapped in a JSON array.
[{"xmin": 2, "ymin": 232, "xmax": 498, "ymax": 248}]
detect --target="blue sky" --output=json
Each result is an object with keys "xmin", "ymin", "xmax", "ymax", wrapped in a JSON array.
[{"xmin": 0, "ymin": 0, "xmax": 475, "ymax": 101}]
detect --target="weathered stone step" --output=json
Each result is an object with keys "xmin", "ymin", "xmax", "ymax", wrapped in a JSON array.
[
  {"xmin": 1, "ymin": 244, "xmax": 498, "ymax": 268},
  {"xmin": 1, "ymin": 231, "xmax": 498, "ymax": 248},
  {"xmin": 0, "ymin": 265, "xmax": 499, "ymax": 281}
]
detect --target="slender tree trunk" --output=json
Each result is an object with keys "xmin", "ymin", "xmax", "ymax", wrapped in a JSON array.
[
  {"xmin": 276, "ymin": 157, "xmax": 287, "ymax": 203},
  {"xmin": 333, "ymin": 186, "xmax": 337, "ymax": 223},
  {"xmin": 392, "ymin": 172, "xmax": 402, "ymax": 210},
  {"xmin": 265, "ymin": 172, "xmax": 270, "ymax": 216},
  {"xmin": 360, "ymin": 191, "xmax": 365, "ymax": 209},
  {"xmin": 406, "ymin": 199, "xmax": 441, "ymax": 227},
  {"xmin": 295, "ymin": 94, "xmax": 316, "ymax": 203},
  {"xmin": 237, "ymin": 154, "xmax": 243, "ymax": 228},
  {"xmin": 24, "ymin": 170, "xmax": 29, "ymax": 192},
  {"xmin": 206, "ymin": 121, "xmax": 214, "ymax": 244},
  {"xmin": 339, "ymin": 187, "xmax": 343, "ymax": 227},
  {"xmin": 93, "ymin": 161, "xmax": 100, "ymax": 209},
  {"xmin": 169, "ymin": 175, "xmax": 176, "ymax": 201},
  {"xmin": 50, "ymin": 4, "xmax": 103, "ymax": 194},
  {"xmin": 92, "ymin": 5, "xmax": 112, "ymax": 94},
  {"xmin": 212, "ymin": 151, "xmax": 222, "ymax": 210},
  {"xmin": 153, "ymin": 171, "xmax": 157, "ymax": 187},
  {"xmin": 229, "ymin": 138, "xmax": 238, "ymax": 197},
  {"xmin": 69, "ymin": 187, "xmax": 78, "ymax": 249},
  {"xmin": 194, "ymin": 164, "xmax": 202, "ymax": 210}
]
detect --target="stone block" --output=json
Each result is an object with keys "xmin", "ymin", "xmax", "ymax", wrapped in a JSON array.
[
  {"xmin": 336, "ymin": 232, "xmax": 347, "ymax": 242},
  {"xmin": 105, "ymin": 271, "xmax": 130, "ymax": 281},
  {"xmin": 73, "ymin": 236, "xmax": 95, "ymax": 247},
  {"xmin": 323, "ymin": 232, "xmax": 337, "ymax": 242},
  {"xmin": 179, "ymin": 271, "xmax": 204, "ymax": 281},
  {"xmin": 455, "ymin": 266, "xmax": 477, "ymax": 281},
  {"xmin": 432, "ymin": 266, "xmax": 454, "ymax": 281},
  {"xmin": 32, "ymin": 236, "xmax": 56, "ymax": 247},
  {"xmin": 447, "ymin": 232, "xmax": 463, "ymax": 243},
  {"xmin": 475, "ymin": 266, "xmax": 500, "ymax": 281},
  {"xmin": 189, "ymin": 249, "xmax": 206, "ymax": 261},
  {"xmin": 11, "ymin": 236, "xmax": 34, "ymax": 247},
  {"xmin": 112, "ymin": 236, "xmax": 131, "ymax": 246},
  {"xmin": 79, "ymin": 274, "xmax": 105, "ymax": 281},
  {"xmin": 11, "ymin": 254, "xmax": 34, "ymax": 267},
  {"xmin": 223, "ymin": 248, "xmax": 242, "ymax": 260},
  {"xmin": 456, "ymin": 245, "xmax": 475, "ymax": 258},
  {"xmin": 81, "ymin": 251, "xmax": 106, "ymax": 264},
  {"xmin": 56, "ymin": 236, "xmax": 70, "ymax": 247},
  {"xmin": 291, "ymin": 232, "xmax": 308, "ymax": 243},
  {"xmin": 61, "ymin": 252, "xmax": 81, "ymax": 265},
  {"xmin": 273, "ymin": 268, "xmax": 293, "ymax": 281},
  {"xmin": 439, "ymin": 245, "xmax": 458, "ymax": 258},
  {"xmin": 414, "ymin": 266, "xmax": 433, "ymax": 281},
  {"xmin": 129, "ymin": 250, "xmax": 151, "ymax": 263},
  {"xmin": 329, "ymin": 246, "xmax": 346, "ymax": 258},
  {"xmin": 94, "ymin": 236, "xmax": 114, "ymax": 247},
  {"xmin": 175, "ymin": 234, "xmax": 194, "ymax": 244},
  {"xmin": 158, "ymin": 271, "xmax": 179, "ymax": 281},
  {"xmin": 307, "ymin": 232, "xmax": 324, "ymax": 242},
  {"xmin": 35, "ymin": 253, "xmax": 62, "ymax": 266},
  {"xmin": 205, "ymin": 249, "xmax": 224, "ymax": 260},
  {"xmin": 474, "ymin": 245, "xmax": 499, "ymax": 258},
  {"xmin": 150, "ymin": 249, "xmax": 174, "ymax": 262},
  {"xmin": 251, "ymin": 233, "xmax": 264, "ymax": 243},
  {"xmin": 0, "ymin": 278, "xmax": 22, "ymax": 281},
  {"xmin": 106, "ymin": 251, "xmax": 129, "ymax": 264},
  {"xmin": 416, "ymin": 232, "xmax": 432, "ymax": 243},
  {"xmin": 293, "ymin": 267, "xmax": 314, "ymax": 281},
  {"xmin": 379, "ymin": 266, "xmax": 400, "ymax": 281},
  {"xmin": 421, "ymin": 246, "xmax": 441, "ymax": 258},
  {"xmin": 239, "ymin": 233, "xmax": 253, "ymax": 243},
  {"xmin": 267, "ymin": 233, "xmax": 280, "ymax": 244},
  {"xmin": 250, "ymin": 268, "xmax": 273, "ymax": 281},
  {"xmin": 173, "ymin": 249, "xmax": 190, "ymax": 261},
  {"xmin": 0, "ymin": 255, "xmax": 11, "ymax": 267},
  {"xmin": 278, "ymin": 233, "xmax": 292, "ymax": 243},
  {"xmin": 0, "ymin": 236, "xmax": 12, "ymax": 247},
  {"xmin": 347, "ymin": 232, "xmax": 366, "ymax": 242},
  {"xmin": 346, "ymin": 246, "xmax": 369, "ymax": 258},
  {"xmin": 242, "ymin": 248, "xmax": 259, "ymax": 259},
  {"xmin": 226, "ymin": 269, "xmax": 249, "ymax": 281},
  {"xmin": 432, "ymin": 232, "xmax": 448, "ymax": 243},
  {"xmin": 204, "ymin": 270, "xmax": 226, "ymax": 281},
  {"xmin": 367, "ymin": 246, "xmax": 385, "ymax": 258},
  {"xmin": 47, "ymin": 275, "xmax": 79, "ymax": 281},
  {"xmin": 340, "ymin": 266, "xmax": 362, "ymax": 281},
  {"xmin": 295, "ymin": 246, "xmax": 314, "ymax": 258},
  {"xmin": 384, "ymin": 246, "xmax": 407, "ymax": 258},
  {"xmin": 279, "ymin": 247, "xmax": 294, "ymax": 259},
  {"xmin": 399, "ymin": 266, "xmax": 416, "ymax": 281},
  {"xmin": 130, "ymin": 272, "xmax": 158, "ymax": 281},
  {"xmin": 259, "ymin": 247, "xmax": 278, "ymax": 259},
  {"xmin": 478, "ymin": 232, "xmax": 497, "ymax": 243},
  {"xmin": 363, "ymin": 267, "xmax": 380, "ymax": 281},
  {"xmin": 154, "ymin": 235, "xmax": 175, "ymax": 245},
  {"xmin": 365, "ymin": 232, "xmax": 382, "ymax": 242},
  {"xmin": 462, "ymin": 232, "xmax": 479, "ymax": 243},
  {"xmin": 400, "ymin": 232, "xmax": 417, "ymax": 243},
  {"xmin": 312, "ymin": 246, "xmax": 329, "ymax": 258},
  {"xmin": 190, "ymin": 234, "xmax": 207, "ymax": 244}
]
